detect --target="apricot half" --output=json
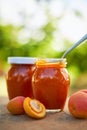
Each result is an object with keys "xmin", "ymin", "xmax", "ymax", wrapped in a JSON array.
[
  {"xmin": 7, "ymin": 96, "xmax": 25, "ymax": 115},
  {"xmin": 23, "ymin": 97, "xmax": 46, "ymax": 119},
  {"xmin": 68, "ymin": 90, "xmax": 87, "ymax": 118}
]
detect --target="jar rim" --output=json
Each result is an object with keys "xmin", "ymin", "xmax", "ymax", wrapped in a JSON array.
[
  {"xmin": 35, "ymin": 58, "xmax": 67, "ymax": 68},
  {"xmin": 45, "ymin": 58, "xmax": 66, "ymax": 63},
  {"xmin": 8, "ymin": 57, "xmax": 37, "ymax": 64}
]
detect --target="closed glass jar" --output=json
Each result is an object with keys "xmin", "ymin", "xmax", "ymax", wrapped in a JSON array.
[
  {"xmin": 6, "ymin": 57, "xmax": 37, "ymax": 100},
  {"xmin": 32, "ymin": 59, "xmax": 70, "ymax": 110}
]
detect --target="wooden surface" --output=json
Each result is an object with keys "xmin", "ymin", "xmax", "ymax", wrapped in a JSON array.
[{"xmin": 0, "ymin": 96, "xmax": 87, "ymax": 130}]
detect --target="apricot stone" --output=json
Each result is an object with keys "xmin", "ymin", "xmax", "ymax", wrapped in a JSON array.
[
  {"xmin": 68, "ymin": 89, "xmax": 87, "ymax": 118},
  {"xmin": 7, "ymin": 96, "xmax": 25, "ymax": 115}
]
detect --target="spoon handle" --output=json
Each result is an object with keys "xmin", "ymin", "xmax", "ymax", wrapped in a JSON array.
[{"xmin": 62, "ymin": 34, "xmax": 87, "ymax": 58}]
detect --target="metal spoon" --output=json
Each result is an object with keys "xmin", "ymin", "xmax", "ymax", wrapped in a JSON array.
[{"xmin": 62, "ymin": 34, "xmax": 87, "ymax": 58}]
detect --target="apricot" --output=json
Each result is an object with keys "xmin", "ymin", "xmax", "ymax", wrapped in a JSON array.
[
  {"xmin": 23, "ymin": 97, "xmax": 46, "ymax": 119},
  {"xmin": 68, "ymin": 89, "xmax": 87, "ymax": 118},
  {"xmin": 7, "ymin": 96, "xmax": 25, "ymax": 115}
]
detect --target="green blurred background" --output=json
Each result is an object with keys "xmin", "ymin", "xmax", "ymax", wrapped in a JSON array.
[{"xmin": 0, "ymin": 0, "xmax": 87, "ymax": 97}]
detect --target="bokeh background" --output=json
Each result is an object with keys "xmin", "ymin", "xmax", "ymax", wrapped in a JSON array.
[{"xmin": 0, "ymin": 0, "xmax": 87, "ymax": 97}]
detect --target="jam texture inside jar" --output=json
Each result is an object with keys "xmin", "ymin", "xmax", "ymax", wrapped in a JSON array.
[
  {"xmin": 32, "ymin": 58, "xmax": 70, "ymax": 110},
  {"xmin": 6, "ymin": 57, "xmax": 36, "ymax": 100}
]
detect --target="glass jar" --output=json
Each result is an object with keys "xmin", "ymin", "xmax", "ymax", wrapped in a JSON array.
[
  {"xmin": 32, "ymin": 58, "xmax": 70, "ymax": 110},
  {"xmin": 6, "ymin": 57, "xmax": 37, "ymax": 100}
]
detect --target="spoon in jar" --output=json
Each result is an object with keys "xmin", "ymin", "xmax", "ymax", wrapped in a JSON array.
[
  {"xmin": 39, "ymin": 34, "xmax": 87, "ymax": 64},
  {"xmin": 62, "ymin": 34, "xmax": 87, "ymax": 58}
]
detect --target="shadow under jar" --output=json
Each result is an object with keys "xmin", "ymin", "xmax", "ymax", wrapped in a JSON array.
[
  {"xmin": 32, "ymin": 58, "xmax": 70, "ymax": 110},
  {"xmin": 6, "ymin": 57, "xmax": 37, "ymax": 100}
]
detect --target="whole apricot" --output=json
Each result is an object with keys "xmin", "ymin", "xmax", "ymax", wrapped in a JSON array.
[
  {"xmin": 68, "ymin": 90, "xmax": 87, "ymax": 118},
  {"xmin": 7, "ymin": 96, "xmax": 25, "ymax": 115}
]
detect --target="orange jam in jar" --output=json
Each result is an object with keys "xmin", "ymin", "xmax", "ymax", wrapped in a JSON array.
[
  {"xmin": 6, "ymin": 57, "xmax": 37, "ymax": 100},
  {"xmin": 32, "ymin": 58, "xmax": 70, "ymax": 110}
]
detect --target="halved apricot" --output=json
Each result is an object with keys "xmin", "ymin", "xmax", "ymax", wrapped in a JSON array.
[{"xmin": 23, "ymin": 97, "xmax": 46, "ymax": 119}]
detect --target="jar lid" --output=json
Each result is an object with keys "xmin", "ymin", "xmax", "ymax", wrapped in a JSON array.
[{"xmin": 8, "ymin": 57, "xmax": 37, "ymax": 64}]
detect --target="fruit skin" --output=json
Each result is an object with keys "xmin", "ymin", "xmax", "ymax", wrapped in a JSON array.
[
  {"xmin": 68, "ymin": 89, "xmax": 87, "ymax": 118},
  {"xmin": 7, "ymin": 96, "xmax": 25, "ymax": 115},
  {"xmin": 23, "ymin": 97, "xmax": 46, "ymax": 119}
]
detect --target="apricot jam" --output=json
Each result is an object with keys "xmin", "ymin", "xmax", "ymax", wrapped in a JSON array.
[
  {"xmin": 6, "ymin": 57, "xmax": 36, "ymax": 100},
  {"xmin": 32, "ymin": 59, "xmax": 70, "ymax": 110}
]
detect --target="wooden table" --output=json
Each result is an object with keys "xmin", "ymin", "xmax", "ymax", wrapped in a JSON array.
[{"xmin": 0, "ymin": 96, "xmax": 87, "ymax": 130}]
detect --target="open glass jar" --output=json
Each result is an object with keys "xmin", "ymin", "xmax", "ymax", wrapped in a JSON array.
[
  {"xmin": 6, "ymin": 57, "xmax": 37, "ymax": 100},
  {"xmin": 32, "ymin": 58, "xmax": 70, "ymax": 110}
]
